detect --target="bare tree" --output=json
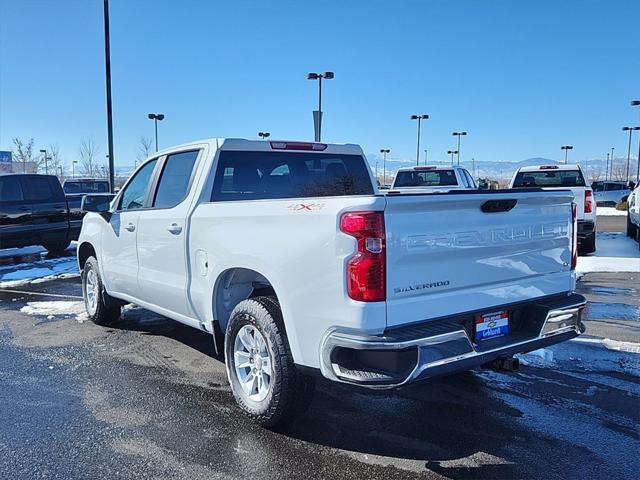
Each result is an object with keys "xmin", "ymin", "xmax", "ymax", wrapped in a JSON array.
[
  {"xmin": 48, "ymin": 144, "xmax": 65, "ymax": 178},
  {"xmin": 11, "ymin": 137, "xmax": 39, "ymax": 173},
  {"xmin": 137, "ymin": 136, "xmax": 153, "ymax": 167},
  {"xmin": 78, "ymin": 138, "xmax": 100, "ymax": 177}
]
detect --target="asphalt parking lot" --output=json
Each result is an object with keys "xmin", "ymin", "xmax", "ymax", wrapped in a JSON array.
[{"xmin": 0, "ymin": 216, "xmax": 638, "ymax": 480}]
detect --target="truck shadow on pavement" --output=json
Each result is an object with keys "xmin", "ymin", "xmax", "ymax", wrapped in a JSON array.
[{"xmin": 105, "ymin": 307, "xmax": 604, "ymax": 479}]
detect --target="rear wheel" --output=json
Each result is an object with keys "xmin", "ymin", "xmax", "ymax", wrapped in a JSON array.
[
  {"xmin": 43, "ymin": 239, "xmax": 71, "ymax": 253},
  {"xmin": 82, "ymin": 256, "xmax": 121, "ymax": 326},
  {"xmin": 580, "ymin": 232, "xmax": 596, "ymax": 255},
  {"xmin": 224, "ymin": 296, "xmax": 315, "ymax": 427}
]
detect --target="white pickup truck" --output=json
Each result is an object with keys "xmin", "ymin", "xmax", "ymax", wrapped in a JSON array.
[
  {"xmin": 78, "ymin": 138, "xmax": 586, "ymax": 426},
  {"xmin": 510, "ymin": 164, "xmax": 596, "ymax": 254},
  {"xmin": 390, "ymin": 165, "xmax": 476, "ymax": 192}
]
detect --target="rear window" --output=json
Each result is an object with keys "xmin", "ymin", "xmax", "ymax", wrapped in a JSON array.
[
  {"xmin": 211, "ymin": 151, "xmax": 373, "ymax": 201},
  {"xmin": 64, "ymin": 181, "xmax": 110, "ymax": 194},
  {"xmin": 512, "ymin": 169, "xmax": 585, "ymax": 188},
  {"xmin": 393, "ymin": 170, "xmax": 458, "ymax": 188}
]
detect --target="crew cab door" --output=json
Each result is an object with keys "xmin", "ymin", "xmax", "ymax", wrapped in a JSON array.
[
  {"xmin": 24, "ymin": 175, "xmax": 70, "ymax": 247},
  {"xmin": 136, "ymin": 149, "xmax": 201, "ymax": 318},
  {"xmin": 0, "ymin": 176, "xmax": 31, "ymax": 248},
  {"xmin": 101, "ymin": 158, "xmax": 158, "ymax": 296}
]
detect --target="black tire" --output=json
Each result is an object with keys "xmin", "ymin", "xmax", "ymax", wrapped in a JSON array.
[
  {"xmin": 43, "ymin": 239, "xmax": 71, "ymax": 253},
  {"xmin": 579, "ymin": 232, "xmax": 596, "ymax": 255},
  {"xmin": 224, "ymin": 296, "xmax": 315, "ymax": 427},
  {"xmin": 82, "ymin": 256, "xmax": 121, "ymax": 326},
  {"xmin": 627, "ymin": 215, "xmax": 638, "ymax": 238}
]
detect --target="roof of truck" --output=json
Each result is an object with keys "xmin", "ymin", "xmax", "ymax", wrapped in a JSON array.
[
  {"xmin": 517, "ymin": 164, "xmax": 582, "ymax": 172},
  {"xmin": 154, "ymin": 138, "xmax": 364, "ymax": 156}
]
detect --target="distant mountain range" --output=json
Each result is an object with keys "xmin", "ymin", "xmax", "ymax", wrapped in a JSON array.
[{"xmin": 365, "ymin": 153, "xmax": 635, "ymax": 182}]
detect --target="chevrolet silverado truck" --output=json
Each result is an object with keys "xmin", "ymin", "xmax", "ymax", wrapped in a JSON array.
[
  {"xmin": 78, "ymin": 139, "xmax": 586, "ymax": 426},
  {"xmin": 510, "ymin": 164, "xmax": 596, "ymax": 254}
]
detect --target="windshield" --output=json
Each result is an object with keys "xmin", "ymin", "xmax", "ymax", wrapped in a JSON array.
[
  {"xmin": 64, "ymin": 181, "xmax": 110, "ymax": 194},
  {"xmin": 393, "ymin": 170, "xmax": 458, "ymax": 188},
  {"xmin": 512, "ymin": 169, "xmax": 585, "ymax": 188}
]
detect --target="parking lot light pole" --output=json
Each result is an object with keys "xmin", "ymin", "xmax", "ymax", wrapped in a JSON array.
[
  {"xmin": 622, "ymin": 127, "xmax": 640, "ymax": 183},
  {"xmin": 258, "ymin": 132, "xmax": 270, "ymax": 140},
  {"xmin": 561, "ymin": 145, "xmax": 573, "ymax": 164},
  {"xmin": 605, "ymin": 153, "xmax": 610, "ymax": 181},
  {"xmin": 39, "ymin": 149, "xmax": 48, "ymax": 174},
  {"xmin": 631, "ymin": 101, "xmax": 640, "ymax": 182},
  {"xmin": 447, "ymin": 150, "xmax": 458, "ymax": 164},
  {"xmin": 103, "ymin": 0, "xmax": 115, "ymax": 193},
  {"xmin": 307, "ymin": 71, "xmax": 334, "ymax": 142},
  {"xmin": 380, "ymin": 148, "xmax": 390, "ymax": 186},
  {"xmin": 72, "ymin": 160, "xmax": 78, "ymax": 178},
  {"xmin": 148, "ymin": 113, "xmax": 165, "ymax": 152},
  {"xmin": 424, "ymin": 149, "xmax": 428, "ymax": 165},
  {"xmin": 452, "ymin": 132, "xmax": 467, "ymax": 165},
  {"xmin": 410, "ymin": 115, "xmax": 429, "ymax": 165}
]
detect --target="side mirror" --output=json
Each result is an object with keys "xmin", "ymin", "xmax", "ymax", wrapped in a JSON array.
[{"xmin": 81, "ymin": 194, "xmax": 114, "ymax": 213}]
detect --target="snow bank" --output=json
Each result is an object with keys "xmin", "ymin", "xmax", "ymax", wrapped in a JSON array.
[
  {"xmin": 596, "ymin": 207, "xmax": 627, "ymax": 217},
  {"xmin": 576, "ymin": 232, "xmax": 640, "ymax": 275}
]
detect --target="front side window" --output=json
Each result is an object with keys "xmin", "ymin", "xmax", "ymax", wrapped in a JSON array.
[
  {"xmin": 0, "ymin": 177, "xmax": 24, "ymax": 202},
  {"xmin": 153, "ymin": 150, "xmax": 199, "ymax": 208},
  {"xmin": 26, "ymin": 176, "xmax": 56, "ymax": 201},
  {"xmin": 119, "ymin": 159, "xmax": 158, "ymax": 210},
  {"xmin": 211, "ymin": 151, "xmax": 373, "ymax": 201}
]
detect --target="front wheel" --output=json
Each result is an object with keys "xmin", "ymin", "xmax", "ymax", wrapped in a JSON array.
[
  {"xmin": 224, "ymin": 296, "xmax": 315, "ymax": 427},
  {"xmin": 82, "ymin": 256, "xmax": 121, "ymax": 326}
]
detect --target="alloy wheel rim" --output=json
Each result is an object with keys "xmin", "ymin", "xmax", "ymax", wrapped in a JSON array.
[
  {"xmin": 85, "ymin": 269, "xmax": 99, "ymax": 315},
  {"xmin": 233, "ymin": 325, "xmax": 272, "ymax": 402}
]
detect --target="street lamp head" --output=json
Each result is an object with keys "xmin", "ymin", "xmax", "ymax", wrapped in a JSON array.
[
  {"xmin": 156, "ymin": 114, "xmax": 165, "ymax": 121},
  {"xmin": 411, "ymin": 114, "xmax": 429, "ymax": 120},
  {"xmin": 148, "ymin": 113, "xmax": 155, "ymax": 119},
  {"xmin": 40, "ymin": 149, "xmax": 46, "ymax": 153},
  {"xmin": 380, "ymin": 148, "xmax": 390, "ymax": 154},
  {"xmin": 307, "ymin": 73, "xmax": 319, "ymax": 80},
  {"xmin": 461, "ymin": 131, "xmax": 467, "ymax": 136},
  {"xmin": 561, "ymin": 145, "xmax": 573, "ymax": 150},
  {"xmin": 323, "ymin": 71, "xmax": 335, "ymax": 79},
  {"xmin": 258, "ymin": 132, "xmax": 270, "ymax": 139},
  {"xmin": 631, "ymin": 100, "xmax": 640, "ymax": 106}
]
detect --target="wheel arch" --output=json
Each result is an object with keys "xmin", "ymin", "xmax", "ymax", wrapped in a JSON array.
[{"xmin": 77, "ymin": 242, "xmax": 97, "ymax": 270}]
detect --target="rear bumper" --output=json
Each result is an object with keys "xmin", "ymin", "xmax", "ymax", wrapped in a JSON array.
[
  {"xmin": 320, "ymin": 293, "xmax": 586, "ymax": 388},
  {"xmin": 577, "ymin": 220, "xmax": 595, "ymax": 240}
]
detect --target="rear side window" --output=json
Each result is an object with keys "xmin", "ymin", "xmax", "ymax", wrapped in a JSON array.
[
  {"xmin": 119, "ymin": 159, "xmax": 158, "ymax": 210},
  {"xmin": 211, "ymin": 151, "xmax": 373, "ymax": 201},
  {"xmin": 512, "ymin": 169, "xmax": 586, "ymax": 187},
  {"xmin": 25, "ymin": 176, "xmax": 57, "ymax": 202},
  {"xmin": 394, "ymin": 170, "xmax": 458, "ymax": 188},
  {"xmin": 153, "ymin": 150, "xmax": 199, "ymax": 208},
  {"xmin": 0, "ymin": 177, "xmax": 24, "ymax": 202},
  {"xmin": 462, "ymin": 169, "xmax": 476, "ymax": 188}
]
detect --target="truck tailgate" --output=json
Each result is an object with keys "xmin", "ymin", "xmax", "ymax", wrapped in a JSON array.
[{"xmin": 384, "ymin": 190, "xmax": 574, "ymax": 328}]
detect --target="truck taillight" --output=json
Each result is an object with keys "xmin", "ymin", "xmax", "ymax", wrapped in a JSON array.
[
  {"xmin": 584, "ymin": 189, "xmax": 593, "ymax": 213},
  {"xmin": 571, "ymin": 202, "xmax": 578, "ymax": 270},
  {"xmin": 340, "ymin": 211, "xmax": 386, "ymax": 302}
]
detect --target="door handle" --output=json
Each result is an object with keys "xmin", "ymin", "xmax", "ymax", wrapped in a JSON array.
[
  {"xmin": 18, "ymin": 206, "xmax": 30, "ymax": 211},
  {"xmin": 167, "ymin": 223, "xmax": 182, "ymax": 235},
  {"xmin": 125, "ymin": 222, "xmax": 136, "ymax": 232}
]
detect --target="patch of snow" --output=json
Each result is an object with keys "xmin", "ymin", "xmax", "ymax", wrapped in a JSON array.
[
  {"xmin": 571, "ymin": 337, "xmax": 640, "ymax": 354},
  {"xmin": 517, "ymin": 348, "xmax": 555, "ymax": 367},
  {"xmin": 576, "ymin": 232, "xmax": 640, "ymax": 274},
  {"xmin": 0, "ymin": 255, "xmax": 79, "ymax": 287},
  {"xmin": 20, "ymin": 301, "xmax": 85, "ymax": 317},
  {"xmin": 596, "ymin": 207, "xmax": 628, "ymax": 217}
]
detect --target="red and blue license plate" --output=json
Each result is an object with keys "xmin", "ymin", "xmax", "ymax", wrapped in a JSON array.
[{"xmin": 475, "ymin": 310, "xmax": 509, "ymax": 342}]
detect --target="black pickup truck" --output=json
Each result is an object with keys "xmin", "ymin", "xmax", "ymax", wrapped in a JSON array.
[{"xmin": 0, "ymin": 173, "xmax": 84, "ymax": 252}]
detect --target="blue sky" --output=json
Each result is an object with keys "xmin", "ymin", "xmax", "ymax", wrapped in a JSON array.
[{"xmin": 1, "ymin": 0, "xmax": 638, "ymax": 169}]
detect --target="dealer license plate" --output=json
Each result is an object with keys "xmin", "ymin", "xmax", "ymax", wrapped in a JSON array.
[{"xmin": 475, "ymin": 310, "xmax": 509, "ymax": 342}]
